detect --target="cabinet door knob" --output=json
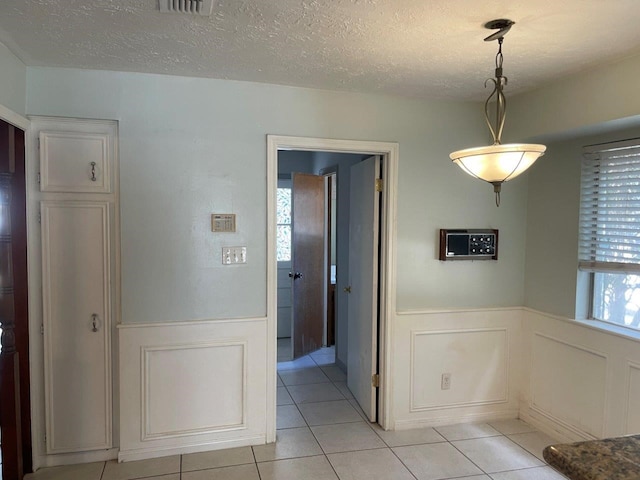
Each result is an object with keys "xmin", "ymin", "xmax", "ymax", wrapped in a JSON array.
[
  {"xmin": 90, "ymin": 162, "xmax": 97, "ymax": 182},
  {"xmin": 91, "ymin": 313, "xmax": 100, "ymax": 332},
  {"xmin": 344, "ymin": 286, "xmax": 352, "ymax": 293}
]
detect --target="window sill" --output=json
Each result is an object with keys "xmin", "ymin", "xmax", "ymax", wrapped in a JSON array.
[
  {"xmin": 526, "ymin": 308, "xmax": 640, "ymax": 344},
  {"xmin": 573, "ymin": 317, "xmax": 640, "ymax": 343}
]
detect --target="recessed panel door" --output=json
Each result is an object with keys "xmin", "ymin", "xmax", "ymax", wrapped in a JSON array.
[
  {"xmin": 347, "ymin": 156, "xmax": 381, "ymax": 422},
  {"xmin": 291, "ymin": 173, "xmax": 325, "ymax": 359},
  {"xmin": 41, "ymin": 201, "xmax": 112, "ymax": 453}
]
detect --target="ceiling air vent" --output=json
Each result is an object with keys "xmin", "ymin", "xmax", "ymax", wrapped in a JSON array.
[{"xmin": 159, "ymin": 0, "xmax": 213, "ymax": 16}]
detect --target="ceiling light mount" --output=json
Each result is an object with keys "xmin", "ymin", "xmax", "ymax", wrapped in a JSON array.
[
  {"xmin": 450, "ymin": 19, "xmax": 546, "ymax": 206},
  {"xmin": 483, "ymin": 19, "xmax": 515, "ymax": 41}
]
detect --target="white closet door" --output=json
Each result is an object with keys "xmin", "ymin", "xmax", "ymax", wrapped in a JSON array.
[
  {"xmin": 41, "ymin": 201, "xmax": 112, "ymax": 453},
  {"xmin": 39, "ymin": 131, "xmax": 112, "ymax": 193}
]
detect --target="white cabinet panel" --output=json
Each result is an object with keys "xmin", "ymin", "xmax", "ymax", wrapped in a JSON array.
[
  {"xmin": 40, "ymin": 131, "xmax": 111, "ymax": 193},
  {"xmin": 41, "ymin": 201, "xmax": 112, "ymax": 453}
]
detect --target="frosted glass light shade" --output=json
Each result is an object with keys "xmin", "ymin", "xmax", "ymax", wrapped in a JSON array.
[{"xmin": 450, "ymin": 143, "xmax": 546, "ymax": 183}]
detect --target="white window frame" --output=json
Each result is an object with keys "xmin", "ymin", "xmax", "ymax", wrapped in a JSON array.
[{"xmin": 579, "ymin": 138, "xmax": 640, "ymax": 329}]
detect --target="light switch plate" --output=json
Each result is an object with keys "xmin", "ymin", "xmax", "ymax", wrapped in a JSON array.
[{"xmin": 222, "ymin": 246, "xmax": 247, "ymax": 265}]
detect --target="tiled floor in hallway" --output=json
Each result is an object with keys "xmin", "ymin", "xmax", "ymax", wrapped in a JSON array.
[{"xmin": 26, "ymin": 342, "xmax": 567, "ymax": 480}]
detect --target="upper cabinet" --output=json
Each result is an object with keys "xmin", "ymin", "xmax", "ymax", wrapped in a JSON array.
[{"xmin": 39, "ymin": 126, "xmax": 115, "ymax": 193}]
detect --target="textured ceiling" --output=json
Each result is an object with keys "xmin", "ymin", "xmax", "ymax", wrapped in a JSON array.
[{"xmin": 1, "ymin": 0, "xmax": 640, "ymax": 101}]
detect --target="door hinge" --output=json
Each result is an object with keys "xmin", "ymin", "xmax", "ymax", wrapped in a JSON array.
[
  {"xmin": 375, "ymin": 178, "xmax": 383, "ymax": 192},
  {"xmin": 40, "ymin": 324, "xmax": 44, "ymax": 335},
  {"xmin": 37, "ymin": 210, "xmax": 41, "ymax": 224},
  {"xmin": 37, "ymin": 172, "xmax": 41, "ymax": 185},
  {"xmin": 37, "ymin": 138, "xmax": 40, "ymax": 150},
  {"xmin": 372, "ymin": 373, "xmax": 380, "ymax": 388}
]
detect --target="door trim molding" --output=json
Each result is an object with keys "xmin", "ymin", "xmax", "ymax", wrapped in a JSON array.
[
  {"xmin": 0, "ymin": 103, "xmax": 29, "ymax": 130},
  {"xmin": 266, "ymin": 135, "xmax": 398, "ymax": 437}
]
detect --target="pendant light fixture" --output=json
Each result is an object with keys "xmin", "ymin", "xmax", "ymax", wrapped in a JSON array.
[{"xmin": 450, "ymin": 19, "xmax": 546, "ymax": 206}]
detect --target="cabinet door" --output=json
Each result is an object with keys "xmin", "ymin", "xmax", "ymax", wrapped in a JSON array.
[
  {"xmin": 41, "ymin": 201, "xmax": 112, "ymax": 453},
  {"xmin": 40, "ymin": 131, "xmax": 112, "ymax": 193}
]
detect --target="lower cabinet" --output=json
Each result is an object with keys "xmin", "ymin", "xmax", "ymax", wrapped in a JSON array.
[{"xmin": 41, "ymin": 201, "xmax": 112, "ymax": 453}]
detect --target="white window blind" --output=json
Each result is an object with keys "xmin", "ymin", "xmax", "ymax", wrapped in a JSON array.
[{"xmin": 579, "ymin": 140, "xmax": 640, "ymax": 274}]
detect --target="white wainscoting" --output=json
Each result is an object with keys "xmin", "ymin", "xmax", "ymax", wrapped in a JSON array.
[
  {"xmin": 118, "ymin": 318, "xmax": 267, "ymax": 462},
  {"xmin": 625, "ymin": 362, "xmax": 640, "ymax": 434},
  {"xmin": 521, "ymin": 309, "xmax": 640, "ymax": 442},
  {"xmin": 392, "ymin": 308, "xmax": 522, "ymax": 430},
  {"xmin": 530, "ymin": 333, "xmax": 607, "ymax": 439},
  {"xmin": 411, "ymin": 328, "xmax": 508, "ymax": 411}
]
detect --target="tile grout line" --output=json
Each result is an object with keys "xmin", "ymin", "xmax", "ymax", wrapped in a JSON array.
[
  {"xmin": 371, "ymin": 437, "xmax": 420, "ymax": 480},
  {"xmin": 445, "ymin": 433, "xmax": 497, "ymax": 478},
  {"xmin": 302, "ymin": 357, "xmax": 345, "ymax": 480},
  {"xmin": 250, "ymin": 440, "xmax": 263, "ymax": 480},
  {"xmin": 501, "ymin": 429, "xmax": 550, "ymax": 466}
]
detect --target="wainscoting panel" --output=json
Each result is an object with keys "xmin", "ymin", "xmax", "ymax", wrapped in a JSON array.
[
  {"xmin": 625, "ymin": 362, "xmax": 640, "ymax": 434},
  {"xmin": 143, "ymin": 342, "xmax": 246, "ymax": 440},
  {"xmin": 392, "ymin": 308, "xmax": 522, "ymax": 429},
  {"xmin": 531, "ymin": 333, "xmax": 607, "ymax": 438},
  {"xmin": 118, "ymin": 318, "xmax": 267, "ymax": 462},
  {"xmin": 411, "ymin": 328, "xmax": 508, "ymax": 411}
]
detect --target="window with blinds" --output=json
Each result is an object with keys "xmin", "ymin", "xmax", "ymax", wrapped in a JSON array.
[{"xmin": 579, "ymin": 139, "xmax": 640, "ymax": 328}]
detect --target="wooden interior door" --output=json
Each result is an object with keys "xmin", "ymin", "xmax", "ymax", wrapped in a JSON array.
[
  {"xmin": 347, "ymin": 156, "xmax": 381, "ymax": 422},
  {"xmin": 0, "ymin": 119, "xmax": 31, "ymax": 479},
  {"xmin": 291, "ymin": 173, "xmax": 325, "ymax": 359}
]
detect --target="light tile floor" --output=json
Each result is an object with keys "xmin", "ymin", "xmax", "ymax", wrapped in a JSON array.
[{"xmin": 25, "ymin": 341, "xmax": 568, "ymax": 480}]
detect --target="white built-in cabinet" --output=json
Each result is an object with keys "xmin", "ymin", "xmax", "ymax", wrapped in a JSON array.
[{"xmin": 31, "ymin": 117, "xmax": 119, "ymax": 455}]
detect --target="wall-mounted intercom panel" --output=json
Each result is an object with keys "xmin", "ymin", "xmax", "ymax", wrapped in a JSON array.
[{"xmin": 439, "ymin": 229, "xmax": 498, "ymax": 261}]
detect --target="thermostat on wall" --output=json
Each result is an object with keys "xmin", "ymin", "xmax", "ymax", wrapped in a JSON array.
[
  {"xmin": 439, "ymin": 229, "xmax": 498, "ymax": 261},
  {"xmin": 211, "ymin": 214, "xmax": 236, "ymax": 232}
]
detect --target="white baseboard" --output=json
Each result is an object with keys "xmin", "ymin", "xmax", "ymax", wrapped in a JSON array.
[
  {"xmin": 36, "ymin": 448, "xmax": 119, "ymax": 469},
  {"xmin": 519, "ymin": 405, "xmax": 596, "ymax": 443},
  {"xmin": 393, "ymin": 409, "xmax": 520, "ymax": 430},
  {"xmin": 118, "ymin": 434, "xmax": 266, "ymax": 463}
]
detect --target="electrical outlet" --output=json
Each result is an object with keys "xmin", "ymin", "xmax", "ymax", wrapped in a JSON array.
[{"xmin": 441, "ymin": 373, "xmax": 451, "ymax": 390}]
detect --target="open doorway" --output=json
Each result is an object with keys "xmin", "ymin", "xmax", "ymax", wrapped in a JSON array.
[
  {"xmin": 266, "ymin": 136, "xmax": 399, "ymax": 439},
  {"xmin": 276, "ymin": 151, "xmax": 366, "ymax": 364}
]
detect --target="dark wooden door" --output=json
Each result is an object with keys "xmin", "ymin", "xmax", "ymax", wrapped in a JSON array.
[
  {"xmin": 0, "ymin": 119, "xmax": 31, "ymax": 479},
  {"xmin": 291, "ymin": 173, "xmax": 325, "ymax": 359}
]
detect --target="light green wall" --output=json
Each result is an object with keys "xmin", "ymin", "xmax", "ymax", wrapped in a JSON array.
[
  {"xmin": 0, "ymin": 42, "xmax": 26, "ymax": 116},
  {"xmin": 524, "ymin": 126, "xmax": 640, "ymax": 317},
  {"xmin": 508, "ymin": 52, "xmax": 640, "ymax": 142},
  {"xmin": 25, "ymin": 67, "xmax": 529, "ymax": 323},
  {"xmin": 523, "ymin": 138, "xmax": 582, "ymax": 317},
  {"xmin": 511, "ymin": 50, "xmax": 640, "ymax": 318}
]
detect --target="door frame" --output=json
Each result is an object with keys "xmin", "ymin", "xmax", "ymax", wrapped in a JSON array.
[{"xmin": 266, "ymin": 135, "xmax": 398, "ymax": 440}]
